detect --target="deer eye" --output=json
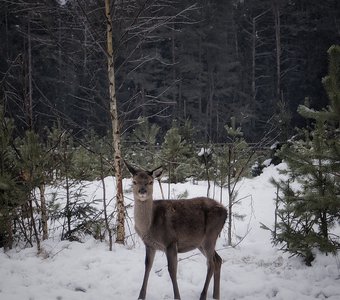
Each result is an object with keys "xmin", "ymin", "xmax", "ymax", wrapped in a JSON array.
[
  {"xmin": 148, "ymin": 181, "xmax": 153, "ymax": 185},
  {"xmin": 133, "ymin": 181, "xmax": 137, "ymax": 185}
]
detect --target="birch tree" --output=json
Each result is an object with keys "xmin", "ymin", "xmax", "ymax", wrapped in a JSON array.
[{"xmin": 104, "ymin": 0, "xmax": 125, "ymax": 245}]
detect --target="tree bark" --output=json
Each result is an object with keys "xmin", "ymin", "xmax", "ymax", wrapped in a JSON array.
[
  {"xmin": 227, "ymin": 145, "xmax": 233, "ymax": 246},
  {"xmin": 101, "ymin": 155, "xmax": 113, "ymax": 250},
  {"xmin": 273, "ymin": 0, "xmax": 281, "ymax": 102},
  {"xmin": 27, "ymin": 14, "xmax": 33, "ymax": 130},
  {"xmin": 29, "ymin": 192, "xmax": 41, "ymax": 252},
  {"xmin": 39, "ymin": 184, "xmax": 48, "ymax": 241},
  {"xmin": 251, "ymin": 17, "xmax": 256, "ymax": 107},
  {"xmin": 105, "ymin": 0, "xmax": 125, "ymax": 245}
]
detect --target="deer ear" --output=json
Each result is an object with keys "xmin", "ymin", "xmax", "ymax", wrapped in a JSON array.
[
  {"xmin": 124, "ymin": 160, "xmax": 137, "ymax": 175},
  {"xmin": 151, "ymin": 166, "xmax": 163, "ymax": 180}
]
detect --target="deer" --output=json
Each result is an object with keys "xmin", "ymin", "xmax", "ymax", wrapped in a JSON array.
[{"xmin": 125, "ymin": 161, "xmax": 228, "ymax": 300}]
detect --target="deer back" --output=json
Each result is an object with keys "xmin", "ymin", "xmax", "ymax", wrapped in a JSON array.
[{"xmin": 146, "ymin": 197, "xmax": 227, "ymax": 253}]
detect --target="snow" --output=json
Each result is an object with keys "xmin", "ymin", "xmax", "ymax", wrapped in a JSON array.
[
  {"xmin": 262, "ymin": 158, "xmax": 272, "ymax": 167},
  {"xmin": 197, "ymin": 147, "xmax": 212, "ymax": 157},
  {"xmin": 270, "ymin": 141, "xmax": 280, "ymax": 150},
  {"xmin": 57, "ymin": 0, "xmax": 68, "ymax": 6},
  {"xmin": 1, "ymin": 164, "xmax": 340, "ymax": 300}
]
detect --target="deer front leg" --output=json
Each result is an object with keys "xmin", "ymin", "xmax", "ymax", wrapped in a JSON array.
[
  {"xmin": 138, "ymin": 246, "xmax": 156, "ymax": 300},
  {"xmin": 166, "ymin": 242, "xmax": 181, "ymax": 299}
]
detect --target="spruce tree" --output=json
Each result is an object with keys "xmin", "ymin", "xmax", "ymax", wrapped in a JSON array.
[{"xmin": 272, "ymin": 45, "xmax": 340, "ymax": 265}]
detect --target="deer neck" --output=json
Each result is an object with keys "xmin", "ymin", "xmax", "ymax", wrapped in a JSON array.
[{"xmin": 134, "ymin": 197, "xmax": 153, "ymax": 237}]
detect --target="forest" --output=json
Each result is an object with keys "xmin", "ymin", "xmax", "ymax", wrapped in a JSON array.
[
  {"xmin": 1, "ymin": 0, "xmax": 339, "ymax": 142},
  {"xmin": 0, "ymin": 0, "xmax": 340, "ymax": 266}
]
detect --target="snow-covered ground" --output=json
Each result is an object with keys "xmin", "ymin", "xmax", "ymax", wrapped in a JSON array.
[{"xmin": 1, "ymin": 164, "xmax": 340, "ymax": 300}]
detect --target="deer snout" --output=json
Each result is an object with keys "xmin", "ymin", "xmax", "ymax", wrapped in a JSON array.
[
  {"xmin": 139, "ymin": 186, "xmax": 147, "ymax": 194},
  {"xmin": 137, "ymin": 186, "xmax": 148, "ymax": 201}
]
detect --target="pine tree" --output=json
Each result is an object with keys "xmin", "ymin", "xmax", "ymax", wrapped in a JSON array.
[
  {"xmin": 272, "ymin": 45, "xmax": 340, "ymax": 265},
  {"xmin": 161, "ymin": 122, "xmax": 194, "ymax": 185},
  {"xmin": 125, "ymin": 117, "xmax": 161, "ymax": 169},
  {"xmin": 216, "ymin": 117, "xmax": 254, "ymax": 245},
  {"xmin": 0, "ymin": 108, "xmax": 27, "ymax": 249}
]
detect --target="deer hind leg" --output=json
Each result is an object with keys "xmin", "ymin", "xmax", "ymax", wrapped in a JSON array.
[
  {"xmin": 213, "ymin": 251, "xmax": 222, "ymax": 299},
  {"xmin": 166, "ymin": 242, "xmax": 181, "ymax": 299},
  {"xmin": 138, "ymin": 246, "xmax": 156, "ymax": 300},
  {"xmin": 199, "ymin": 246, "xmax": 215, "ymax": 300}
]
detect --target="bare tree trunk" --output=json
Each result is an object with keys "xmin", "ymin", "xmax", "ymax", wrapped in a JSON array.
[
  {"xmin": 27, "ymin": 15, "xmax": 33, "ymax": 130},
  {"xmin": 83, "ymin": 21, "xmax": 88, "ymax": 74},
  {"xmin": 105, "ymin": 0, "xmax": 125, "ymax": 245},
  {"xmin": 249, "ymin": 9, "xmax": 270, "ymax": 128},
  {"xmin": 171, "ymin": 23, "xmax": 177, "ymax": 117},
  {"xmin": 179, "ymin": 80, "xmax": 184, "ymax": 119},
  {"xmin": 208, "ymin": 70, "xmax": 214, "ymax": 141},
  {"xmin": 251, "ymin": 17, "xmax": 256, "ymax": 108},
  {"xmin": 203, "ymin": 152, "xmax": 211, "ymax": 198},
  {"xmin": 101, "ymin": 155, "xmax": 112, "ymax": 250},
  {"xmin": 7, "ymin": 215, "xmax": 13, "ymax": 250},
  {"xmin": 198, "ymin": 34, "xmax": 202, "ymax": 128},
  {"xmin": 273, "ymin": 0, "xmax": 281, "ymax": 102},
  {"xmin": 227, "ymin": 145, "xmax": 233, "ymax": 246},
  {"xmin": 39, "ymin": 184, "xmax": 48, "ymax": 240},
  {"xmin": 3, "ymin": 214, "xmax": 13, "ymax": 250},
  {"xmin": 167, "ymin": 161, "xmax": 171, "ymax": 199},
  {"xmin": 23, "ymin": 14, "xmax": 34, "ymax": 131},
  {"xmin": 63, "ymin": 145, "xmax": 71, "ymax": 239},
  {"xmin": 274, "ymin": 184, "xmax": 279, "ymax": 239},
  {"xmin": 29, "ymin": 193, "xmax": 41, "ymax": 252}
]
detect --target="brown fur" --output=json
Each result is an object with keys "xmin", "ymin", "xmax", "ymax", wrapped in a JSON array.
[{"xmin": 125, "ymin": 162, "xmax": 228, "ymax": 300}]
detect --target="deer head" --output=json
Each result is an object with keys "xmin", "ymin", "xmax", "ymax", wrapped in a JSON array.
[{"xmin": 125, "ymin": 161, "xmax": 163, "ymax": 202}]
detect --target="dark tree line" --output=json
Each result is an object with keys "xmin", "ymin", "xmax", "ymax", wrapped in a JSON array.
[{"xmin": 1, "ymin": 0, "xmax": 340, "ymax": 143}]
